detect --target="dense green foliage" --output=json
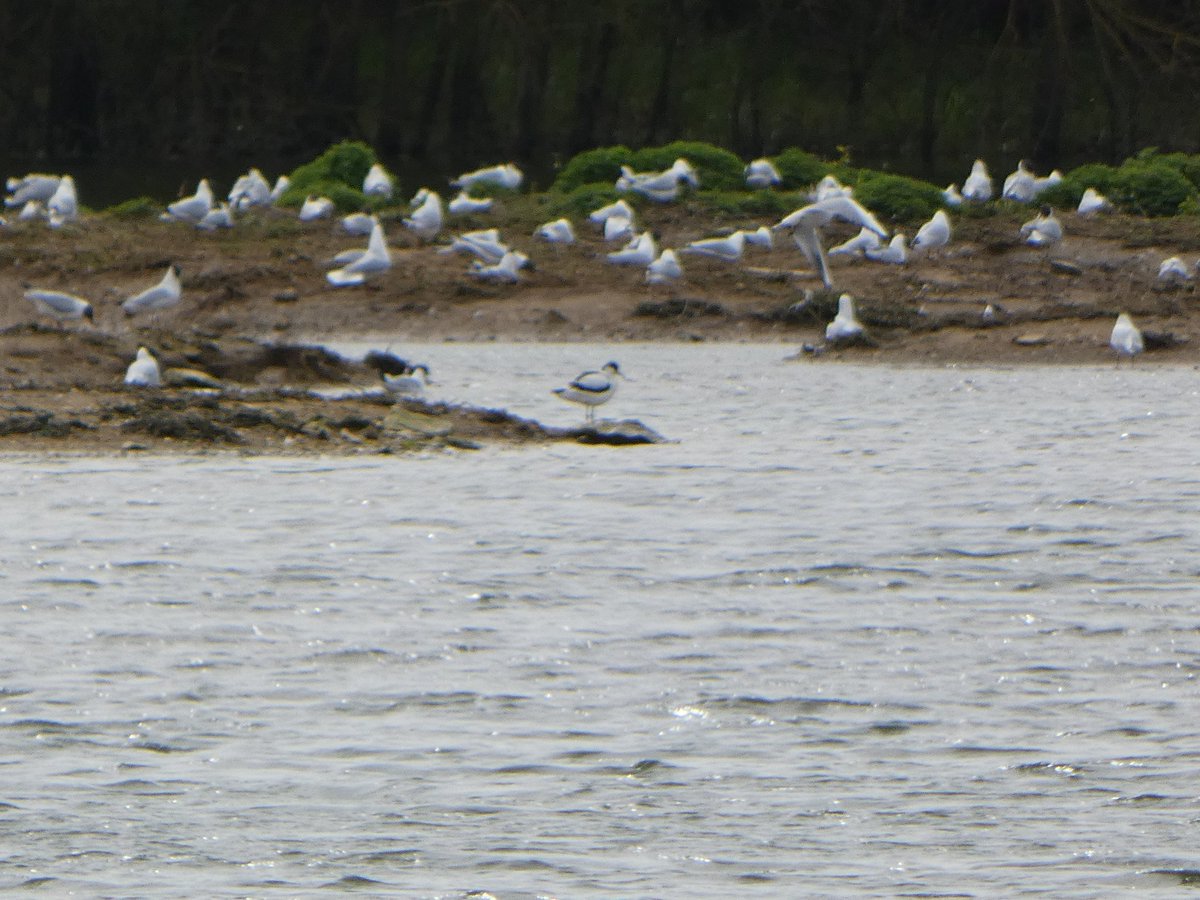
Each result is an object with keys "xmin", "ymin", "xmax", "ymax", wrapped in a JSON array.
[
  {"xmin": 277, "ymin": 141, "xmax": 378, "ymax": 211},
  {"xmin": 1041, "ymin": 154, "xmax": 1199, "ymax": 216},
  {"xmin": 851, "ymin": 173, "xmax": 945, "ymax": 223},
  {"xmin": 9, "ymin": 2, "xmax": 1200, "ymax": 184},
  {"xmin": 552, "ymin": 148, "xmax": 635, "ymax": 194},
  {"xmin": 102, "ymin": 196, "xmax": 161, "ymax": 219}
]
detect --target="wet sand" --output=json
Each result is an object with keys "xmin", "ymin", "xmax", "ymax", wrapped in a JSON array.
[{"xmin": 2, "ymin": 203, "xmax": 1197, "ymax": 453}]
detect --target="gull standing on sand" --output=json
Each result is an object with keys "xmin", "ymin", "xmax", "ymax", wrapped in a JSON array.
[
  {"xmin": 6, "ymin": 173, "xmax": 61, "ymax": 208},
  {"xmin": 299, "ymin": 195, "xmax": 335, "ymax": 221},
  {"xmin": 24, "ymin": 288, "xmax": 94, "ymax": 325},
  {"xmin": 828, "ymin": 226, "xmax": 882, "ymax": 257},
  {"xmin": 607, "ymin": 231, "xmax": 657, "ymax": 267},
  {"xmin": 962, "ymin": 159, "xmax": 993, "ymax": 202},
  {"xmin": 1110, "ymin": 313, "xmax": 1144, "ymax": 359},
  {"xmin": 327, "ymin": 219, "xmax": 391, "ymax": 286},
  {"xmin": 825, "ymin": 294, "xmax": 864, "ymax": 342},
  {"xmin": 774, "ymin": 195, "xmax": 889, "ymax": 289},
  {"xmin": 123, "ymin": 266, "xmax": 182, "ymax": 316},
  {"xmin": 1077, "ymin": 187, "xmax": 1112, "ymax": 216},
  {"xmin": 1002, "ymin": 159, "xmax": 1037, "ymax": 202},
  {"xmin": 451, "ymin": 163, "xmax": 523, "ymax": 192},
  {"xmin": 1020, "ymin": 206, "xmax": 1063, "ymax": 247},
  {"xmin": 165, "ymin": 179, "xmax": 213, "ymax": 224},
  {"xmin": 645, "ymin": 249, "xmax": 683, "ymax": 284},
  {"xmin": 47, "ymin": 175, "xmax": 78, "ymax": 227},
  {"xmin": 124, "ymin": 347, "xmax": 162, "ymax": 387},
  {"xmin": 535, "ymin": 218, "xmax": 575, "ymax": 244},
  {"xmin": 588, "ymin": 199, "xmax": 634, "ymax": 228},
  {"xmin": 682, "ymin": 230, "xmax": 747, "ymax": 263},
  {"xmin": 1157, "ymin": 256, "xmax": 1191, "ymax": 283},
  {"xmin": 912, "ymin": 210, "xmax": 951, "ymax": 252},
  {"xmin": 470, "ymin": 250, "xmax": 526, "ymax": 283},
  {"xmin": 744, "ymin": 158, "xmax": 782, "ymax": 189},
  {"xmin": 382, "ymin": 364, "xmax": 430, "ymax": 397},
  {"xmin": 448, "ymin": 191, "xmax": 494, "ymax": 215},
  {"xmin": 553, "ymin": 361, "xmax": 623, "ymax": 423},
  {"xmin": 363, "ymin": 163, "xmax": 394, "ymax": 199},
  {"xmin": 404, "ymin": 190, "xmax": 443, "ymax": 241}
]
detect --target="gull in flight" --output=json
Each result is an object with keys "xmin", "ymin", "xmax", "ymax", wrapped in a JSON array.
[
  {"xmin": 363, "ymin": 163, "xmax": 394, "ymax": 199},
  {"xmin": 773, "ymin": 195, "xmax": 889, "ymax": 289},
  {"xmin": 607, "ymin": 232, "xmax": 657, "ymax": 266},
  {"xmin": 825, "ymin": 294, "xmax": 864, "ymax": 342},
  {"xmin": 382, "ymin": 364, "xmax": 431, "ymax": 397},
  {"xmin": 123, "ymin": 266, "xmax": 182, "ymax": 316},
  {"xmin": 124, "ymin": 347, "xmax": 162, "ymax": 387},
  {"xmin": 327, "ymin": 219, "xmax": 391, "ymax": 286},
  {"xmin": 911, "ymin": 210, "xmax": 951, "ymax": 252},
  {"xmin": 1110, "ymin": 313, "xmax": 1144, "ymax": 360},
  {"xmin": 451, "ymin": 163, "xmax": 523, "ymax": 192},
  {"xmin": 164, "ymin": 179, "xmax": 213, "ymax": 224},
  {"xmin": 1020, "ymin": 206, "xmax": 1063, "ymax": 247},
  {"xmin": 645, "ymin": 249, "xmax": 683, "ymax": 284},
  {"xmin": 404, "ymin": 190, "xmax": 443, "ymax": 241},
  {"xmin": 25, "ymin": 288, "xmax": 94, "ymax": 325},
  {"xmin": 1077, "ymin": 187, "xmax": 1111, "ymax": 216},
  {"xmin": 535, "ymin": 218, "xmax": 575, "ymax": 244},
  {"xmin": 744, "ymin": 158, "xmax": 782, "ymax": 189},
  {"xmin": 962, "ymin": 159, "xmax": 993, "ymax": 202},
  {"xmin": 553, "ymin": 361, "xmax": 622, "ymax": 423},
  {"xmin": 299, "ymin": 195, "xmax": 335, "ymax": 221}
]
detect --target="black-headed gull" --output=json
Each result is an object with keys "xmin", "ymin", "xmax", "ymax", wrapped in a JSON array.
[
  {"xmin": 363, "ymin": 163, "xmax": 394, "ymax": 199},
  {"xmin": 382, "ymin": 364, "xmax": 430, "ymax": 397},
  {"xmin": 681, "ymin": 231, "xmax": 747, "ymax": 263},
  {"xmin": 123, "ymin": 266, "xmax": 182, "ymax": 315},
  {"xmin": 1020, "ymin": 206, "xmax": 1062, "ymax": 246},
  {"xmin": 6, "ymin": 174, "xmax": 61, "ymax": 208},
  {"xmin": 299, "ymin": 195, "xmax": 335, "ymax": 221},
  {"xmin": 327, "ymin": 219, "xmax": 391, "ymax": 286},
  {"xmin": 165, "ymin": 179, "xmax": 213, "ymax": 224},
  {"xmin": 865, "ymin": 233, "xmax": 908, "ymax": 264},
  {"xmin": 403, "ymin": 190, "xmax": 443, "ymax": 240},
  {"xmin": 1002, "ymin": 160, "xmax": 1037, "ymax": 202},
  {"xmin": 744, "ymin": 158, "xmax": 782, "ymax": 189},
  {"xmin": 451, "ymin": 163, "xmax": 523, "ymax": 192},
  {"xmin": 1077, "ymin": 187, "xmax": 1111, "ymax": 216},
  {"xmin": 470, "ymin": 250, "xmax": 526, "ymax": 283},
  {"xmin": 645, "ymin": 249, "xmax": 683, "ymax": 284},
  {"xmin": 535, "ymin": 218, "xmax": 575, "ymax": 244},
  {"xmin": 607, "ymin": 232, "xmax": 656, "ymax": 266},
  {"xmin": 25, "ymin": 288, "xmax": 94, "ymax": 324},
  {"xmin": 448, "ymin": 191, "xmax": 494, "ymax": 215},
  {"xmin": 911, "ymin": 210, "xmax": 951, "ymax": 252}
]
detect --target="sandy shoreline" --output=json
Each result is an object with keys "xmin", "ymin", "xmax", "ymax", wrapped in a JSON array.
[{"xmin": 2, "ymin": 204, "xmax": 1198, "ymax": 454}]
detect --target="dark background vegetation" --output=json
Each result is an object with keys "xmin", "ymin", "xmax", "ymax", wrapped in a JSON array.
[{"xmin": 3, "ymin": 0, "xmax": 1200, "ymax": 187}]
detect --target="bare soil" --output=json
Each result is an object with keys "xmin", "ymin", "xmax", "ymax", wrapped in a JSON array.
[{"xmin": 2, "ymin": 204, "xmax": 1198, "ymax": 454}]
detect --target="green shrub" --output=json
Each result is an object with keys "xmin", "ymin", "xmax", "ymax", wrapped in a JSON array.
[
  {"xmin": 630, "ymin": 141, "xmax": 744, "ymax": 191},
  {"xmin": 772, "ymin": 148, "xmax": 832, "ymax": 189},
  {"xmin": 552, "ymin": 146, "xmax": 633, "ymax": 193},
  {"xmin": 1038, "ymin": 163, "xmax": 1120, "ymax": 208},
  {"xmin": 278, "ymin": 179, "xmax": 367, "ymax": 213},
  {"xmin": 698, "ymin": 189, "xmax": 803, "ymax": 218},
  {"xmin": 1132, "ymin": 148, "xmax": 1200, "ymax": 192},
  {"xmin": 548, "ymin": 181, "xmax": 623, "ymax": 217},
  {"xmin": 103, "ymin": 196, "xmax": 161, "ymax": 219},
  {"xmin": 851, "ymin": 172, "xmax": 943, "ymax": 222},
  {"xmin": 280, "ymin": 141, "xmax": 378, "ymax": 208},
  {"xmin": 1112, "ymin": 161, "xmax": 1194, "ymax": 216}
]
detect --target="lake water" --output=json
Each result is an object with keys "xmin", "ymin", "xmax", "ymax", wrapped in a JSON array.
[{"xmin": 3, "ymin": 343, "xmax": 1200, "ymax": 897}]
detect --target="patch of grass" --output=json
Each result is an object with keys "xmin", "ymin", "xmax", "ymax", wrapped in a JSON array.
[
  {"xmin": 851, "ymin": 172, "xmax": 943, "ymax": 223},
  {"xmin": 552, "ymin": 146, "xmax": 633, "ymax": 193},
  {"xmin": 547, "ymin": 182, "xmax": 623, "ymax": 218},
  {"xmin": 278, "ymin": 141, "xmax": 379, "ymax": 211},
  {"xmin": 630, "ymin": 141, "xmax": 744, "ymax": 191},
  {"xmin": 103, "ymin": 196, "xmax": 162, "ymax": 219}
]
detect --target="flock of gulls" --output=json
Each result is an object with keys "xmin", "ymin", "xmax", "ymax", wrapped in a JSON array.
[{"xmin": 4, "ymin": 150, "xmax": 1172, "ymax": 416}]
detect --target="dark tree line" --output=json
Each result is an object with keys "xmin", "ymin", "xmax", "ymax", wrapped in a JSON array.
[{"xmin": 3, "ymin": 0, "xmax": 1200, "ymax": 182}]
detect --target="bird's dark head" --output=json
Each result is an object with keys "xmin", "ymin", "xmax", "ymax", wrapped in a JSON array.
[
  {"xmin": 84, "ymin": 304, "xmax": 95, "ymax": 321},
  {"xmin": 1040, "ymin": 204, "xmax": 1052, "ymax": 216},
  {"xmin": 603, "ymin": 361, "xmax": 621, "ymax": 375}
]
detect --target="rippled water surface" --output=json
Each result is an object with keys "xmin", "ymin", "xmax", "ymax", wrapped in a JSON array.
[{"xmin": 4, "ymin": 344, "xmax": 1200, "ymax": 897}]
